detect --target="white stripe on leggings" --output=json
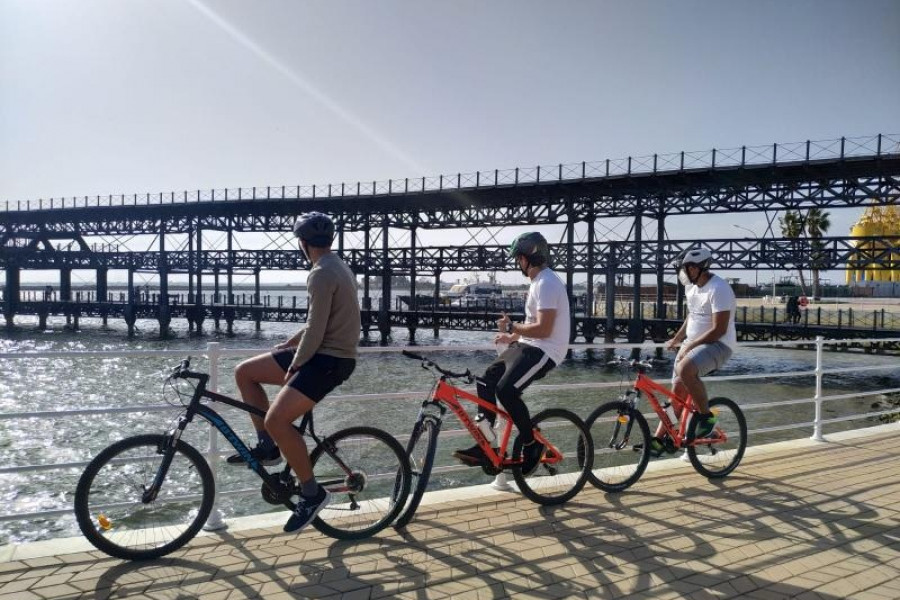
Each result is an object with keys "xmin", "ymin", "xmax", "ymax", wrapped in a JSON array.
[{"xmin": 513, "ymin": 353, "xmax": 551, "ymax": 389}]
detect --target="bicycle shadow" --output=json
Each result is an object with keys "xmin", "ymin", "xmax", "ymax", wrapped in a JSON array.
[{"xmin": 81, "ymin": 433, "xmax": 897, "ymax": 599}]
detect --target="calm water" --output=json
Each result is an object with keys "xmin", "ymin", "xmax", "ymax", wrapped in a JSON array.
[{"xmin": 1, "ymin": 313, "xmax": 898, "ymax": 545}]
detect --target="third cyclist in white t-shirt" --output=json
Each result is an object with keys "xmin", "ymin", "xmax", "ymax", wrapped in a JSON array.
[
  {"xmin": 648, "ymin": 246, "xmax": 737, "ymax": 455},
  {"xmin": 452, "ymin": 232, "xmax": 570, "ymax": 476}
]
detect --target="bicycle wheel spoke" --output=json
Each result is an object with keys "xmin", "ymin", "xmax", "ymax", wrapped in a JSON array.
[
  {"xmin": 585, "ymin": 402, "xmax": 650, "ymax": 492},
  {"xmin": 74, "ymin": 435, "xmax": 214, "ymax": 560},
  {"xmin": 310, "ymin": 427, "xmax": 409, "ymax": 539},
  {"xmin": 687, "ymin": 397, "xmax": 747, "ymax": 478},
  {"xmin": 512, "ymin": 409, "xmax": 592, "ymax": 505}
]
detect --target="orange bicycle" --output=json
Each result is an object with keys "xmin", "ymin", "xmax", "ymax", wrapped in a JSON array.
[
  {"xmin": 394, "ymin": 350, "xmax": 593, "ymax": 528},
  {"xmin": 585, "ymin": 356, "xmax": 746, "ymax": 491}
]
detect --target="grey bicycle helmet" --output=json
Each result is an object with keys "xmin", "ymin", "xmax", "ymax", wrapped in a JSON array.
[
  {"xmin": 293, "ymin": 212, "xmax": 335, "ymax": 247},
  {"xmin": 671, "ymin": 246, "xmax": 713, "ymax": 270},
  {"xmin": 509, "ymin": 231, "xmax": 550, "ymax": 267}
]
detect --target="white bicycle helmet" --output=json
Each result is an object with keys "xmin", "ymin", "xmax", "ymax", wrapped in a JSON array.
[{"xmin": 671, "ymin": 247, "xmax": 713, "ymax": 270}]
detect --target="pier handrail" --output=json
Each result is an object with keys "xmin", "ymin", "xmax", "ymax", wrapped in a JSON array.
[
  {"xmin": 0, "ymin": 337, "xmax": 898, "ymax": 529},
  {"xmin": 4, "ymin": 133, "xmax": 898, "ymax": 211}
]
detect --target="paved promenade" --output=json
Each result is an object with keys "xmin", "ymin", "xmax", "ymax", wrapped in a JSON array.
[{"xmin": 1, "ymin": 424, "xmax": 899, "ymax": 600}]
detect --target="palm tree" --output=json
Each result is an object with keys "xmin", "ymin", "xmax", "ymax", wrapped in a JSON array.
[
  {"xmin": 804, "ymin": 208, "xmax": 831, "ymax": 299},
  {"xmin": 779, "ymin": 210, "xmax": 807, "ymax": 294}
]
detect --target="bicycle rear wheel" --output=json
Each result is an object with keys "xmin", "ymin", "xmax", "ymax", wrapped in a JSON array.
[
  {"xmin": 512, "ymin": 408, "xmax": 592, "ymax": 505},
  {"xmin": 687, "ymin": 397, "xmax": 747, "ymax": 478},
  {"xmin": 584, "ymin": 401, "xmax": 651, "ymax": 492},
  {"xmin": 74, "ymin": 434, "xmax": 214, "ymax": 561},
  {"xmin": 308, "ymin": 426, "xmax": 410, "ymax": 540},
  {"xmin": 394, "ymin": 416, "xmax": 440, "ymax": 529}
]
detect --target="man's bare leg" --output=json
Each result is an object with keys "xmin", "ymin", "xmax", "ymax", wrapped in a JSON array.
[
  {"xmin": 235, "ymin": 353, "xmax": 286, "ymax": 431},
  {"xmin": 264, "ymin": 388, "xmax": 316, "ymax": 483}
]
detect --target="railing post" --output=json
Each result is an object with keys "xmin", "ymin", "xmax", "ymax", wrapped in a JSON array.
[
  {"xmin": 811, "ymin": 336, "xmax": 826, "ymax": 442},
  {"xmin": 203, "ymin": 341, "xmax": 228, "ymax": 531},
  {"xmin": 491, "ymin": 472, "xmax": 514, "ymax": 492}
]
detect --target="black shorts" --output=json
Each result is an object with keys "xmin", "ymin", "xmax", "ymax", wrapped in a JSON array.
[{"xmin": 272, "ymin": 349, "xmax": 356, "ymax": 402}]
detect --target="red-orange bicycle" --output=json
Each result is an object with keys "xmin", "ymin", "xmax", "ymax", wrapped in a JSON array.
[
  {"xmin": 585, "ymin": 356, "xmax": 747, "ymax": 491},
  {"xmin": 394, "ymin": 350, "xmax": 593, "ymax": 528}
]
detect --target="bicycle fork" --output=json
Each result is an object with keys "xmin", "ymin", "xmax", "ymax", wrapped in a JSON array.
[
  {"xmin": 608, "ymin": 394, "xmax": 639, "ymax": 451},
  {"xmin": 143, "ymin": 416, "xmax": 189, "ymax": 503}
]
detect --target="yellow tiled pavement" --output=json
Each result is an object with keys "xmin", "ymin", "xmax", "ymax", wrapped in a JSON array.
[{"xmin": 1, "ymin": 425, "xmax": 899, "ymax": 599}]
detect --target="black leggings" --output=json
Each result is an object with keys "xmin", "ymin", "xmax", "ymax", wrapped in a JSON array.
[{"xmin": 476, "ymin": 342, "xmax": 555, "ymax": 444}]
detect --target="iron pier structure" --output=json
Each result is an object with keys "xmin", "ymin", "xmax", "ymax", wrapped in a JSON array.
[{"xmin": 2, "ymin": 134, "xmax": 899, "ymax": 345}]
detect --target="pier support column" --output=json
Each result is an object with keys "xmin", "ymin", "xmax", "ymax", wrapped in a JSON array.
[
  {"xmin": 60, "ymin": 268, "xmax": 72, "ymax": 327},
  {"xmin": 124, "ymin": 269, "xmax": 137, "ymax": 337},
  {"xmin": 587, "ymin": 218, "xmax": 595, "ymax": 316},
  {"xmin": 225, "ymin": 307, "xmax": 235, "ymax": 336},
  {"xmin": 96, "ymin": 267, "xmax": 109, "ymax": 326},
  {"xmin": 362, "ymin": 223, "xmax": 371, "ymax": 337},
  {"xmin": 653, "ymin": 212, "xmax": 666, "ymax": 359},
  {"xmin": 433, "ymin": 271, "xmax": 442, "ymax": 337},
  {"xmin": 565, "ymin": 205, "xmax": 576, "ymax": 357},
  {"xmin": 628, "ymin": 205, "xmax": 643, "ymax": 354},
  {"xmin": 407, "ymin": 223, "xmax": 418, "ymax": 340},
  {"xmin": 604, "ymin": 244, "xmax": 617, "ymax": 360},
  {"xmin": 158, "ymin": 224, "xmax": 171, "ymax": 338},
  {"xmin": 226, "ymin": 223, "xmax": 234, "ymax": 304},
  {"xmin": 378, "ymin": 218, "xmax": 391, "ymax": 343},
  {"xmin": 4, "ymin": 267, "xmax": 19, "ymax": 329},
  {"xmin": 254, "ymin": 269, "xmax": 261, "ymax": 331}
]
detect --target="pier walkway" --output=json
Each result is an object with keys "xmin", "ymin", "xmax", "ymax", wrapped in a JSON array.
[{"xmin": 1, "ymin": 424, "xmax": 899, "ymax": 599}]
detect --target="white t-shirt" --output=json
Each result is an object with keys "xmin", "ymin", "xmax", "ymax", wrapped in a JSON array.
[
  {"xmin": 685, "ymin": 273, "xmax": 737, "ymax": 351},
  {"xmin": 520, "ymin": 268, "xmax": 571, "ymax": 365}
]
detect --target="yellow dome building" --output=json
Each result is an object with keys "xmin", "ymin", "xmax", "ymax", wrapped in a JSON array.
[{"xmin": 847, "ymin": 204, "xmax": 900, "ymax": 283}]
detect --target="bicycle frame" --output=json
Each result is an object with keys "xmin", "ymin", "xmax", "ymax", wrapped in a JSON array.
[
  {"xmin": 631, "ymin": 372, "xmax": 728, "ymax": 449},
  {"xmin": 159, "ymin": 370, "xmax": 349, "ymax": 502},
  {"xmin": 424, "ymin": 377, "xmax": 564, "ymax": 469}
]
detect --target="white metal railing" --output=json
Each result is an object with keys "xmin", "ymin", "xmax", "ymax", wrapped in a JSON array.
[{"xmin": 0, "ymin": 337, "xmax": 898, "ymax": 529}]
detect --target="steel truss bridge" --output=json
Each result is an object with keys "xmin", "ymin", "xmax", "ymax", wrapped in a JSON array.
[{"xmin": 2, "ymin": 133, "xmax": 899, "ymax": 342}]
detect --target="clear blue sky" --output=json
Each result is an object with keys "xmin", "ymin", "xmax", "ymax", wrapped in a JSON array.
[{"xmin": 2, "ymin": 0, "xmax": 899, "ymax": 286}]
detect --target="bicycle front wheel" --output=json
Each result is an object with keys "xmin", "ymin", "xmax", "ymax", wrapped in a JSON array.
[
  {"xmin": 309, "ymin": 426, "xmax": 410, "ymax": 540},
  {"xmin": 512, "ymin": 408, "xmax": 593, "ymax": 505},
  {"xmin": 584, "ymin": 401, "xmax": 651, "ymax": 492},
  {"xmin": 687, "ymin": 397, "xmax": 747, "ymax": 478},
  {"xmin": 394, "ymin": 416, "xmax": 440, "ymax": 529},
  {"xmin": 74, "ymin": 434, "xmax": 214, "ymax": 561}
]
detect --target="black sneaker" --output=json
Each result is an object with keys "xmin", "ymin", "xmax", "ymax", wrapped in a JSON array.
[
  {"xmin": 284, "ymin": 486, "xmax": 331, "ymax": 533},
  {"xmin": 520, "ymin": 440, "xmax": 545, "ymax": 476},
  {"xmin": 226, "ymin": 443, "xmax": 282, "ymax": 466},
  {"xmin": 693, "ymin": 413, "xmax": 718, "ymax": 439},
  {"xmin": 452, "ymin": 444, "xmax": 488, "ymax": 465}
]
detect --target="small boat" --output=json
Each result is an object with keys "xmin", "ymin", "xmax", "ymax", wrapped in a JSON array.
[
  {"xmin": 444, "ymin": 282, "xmax": 503, "ymax": 300},
  {"xmin": 397, "ymin": 294, "xmax": 437, "ymax": 308}
]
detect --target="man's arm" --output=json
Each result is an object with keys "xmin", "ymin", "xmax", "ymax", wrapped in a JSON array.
[
  {"xmin": 290, "ymin": 270, "xmax": 335, "ymax": 370},
  {"xmin": 511, "ymin": 309, "xmax": 556, "ymax": 339},
  {"xmin": 679, "ymin": 310, "xmax": 730, "ymax": 355},
  {"xmin": 666, "ymin": 319, "xmax": 689, "ymax": 350}
]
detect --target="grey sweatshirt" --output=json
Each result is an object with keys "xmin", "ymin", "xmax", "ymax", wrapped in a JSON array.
[{"xmin": 291, "ymin": 253, "xmax": 361, "ymax": 369}]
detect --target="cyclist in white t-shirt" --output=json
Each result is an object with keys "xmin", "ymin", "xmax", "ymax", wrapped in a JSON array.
[
  {"xmin": 452, "ymin": 232, "xmax": 570, "ymax": 475},
  {"xmin": 648, "ymin": 247, "xmax": 736, "ymax": 455}
]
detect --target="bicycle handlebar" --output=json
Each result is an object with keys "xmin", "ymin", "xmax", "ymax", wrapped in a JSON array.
[
  {"xmin": 168, "ymin": 357, "xmax": 208, "ymax": 383},
  {"xmin": 402, "ymin": 350, "xmax": 474, "ymax": 383}
]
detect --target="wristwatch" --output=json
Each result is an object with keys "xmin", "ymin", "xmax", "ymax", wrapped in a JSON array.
[{"xmin": 506, "ymin": 321, "xmax": 514, "ymax": 334}]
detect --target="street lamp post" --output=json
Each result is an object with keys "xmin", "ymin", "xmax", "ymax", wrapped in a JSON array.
[{"xmin": 732, "ymin": 224, "xmax": 760, "ymax": 290}]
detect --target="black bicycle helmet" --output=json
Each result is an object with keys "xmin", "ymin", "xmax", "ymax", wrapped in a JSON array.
[
  {"xmin": 293, "ymin": 212, "xmax": 335, "ymax": 247},
  {"xmin": 509, "ymin": 231, "xmax": 550, "ymax": 267}
]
